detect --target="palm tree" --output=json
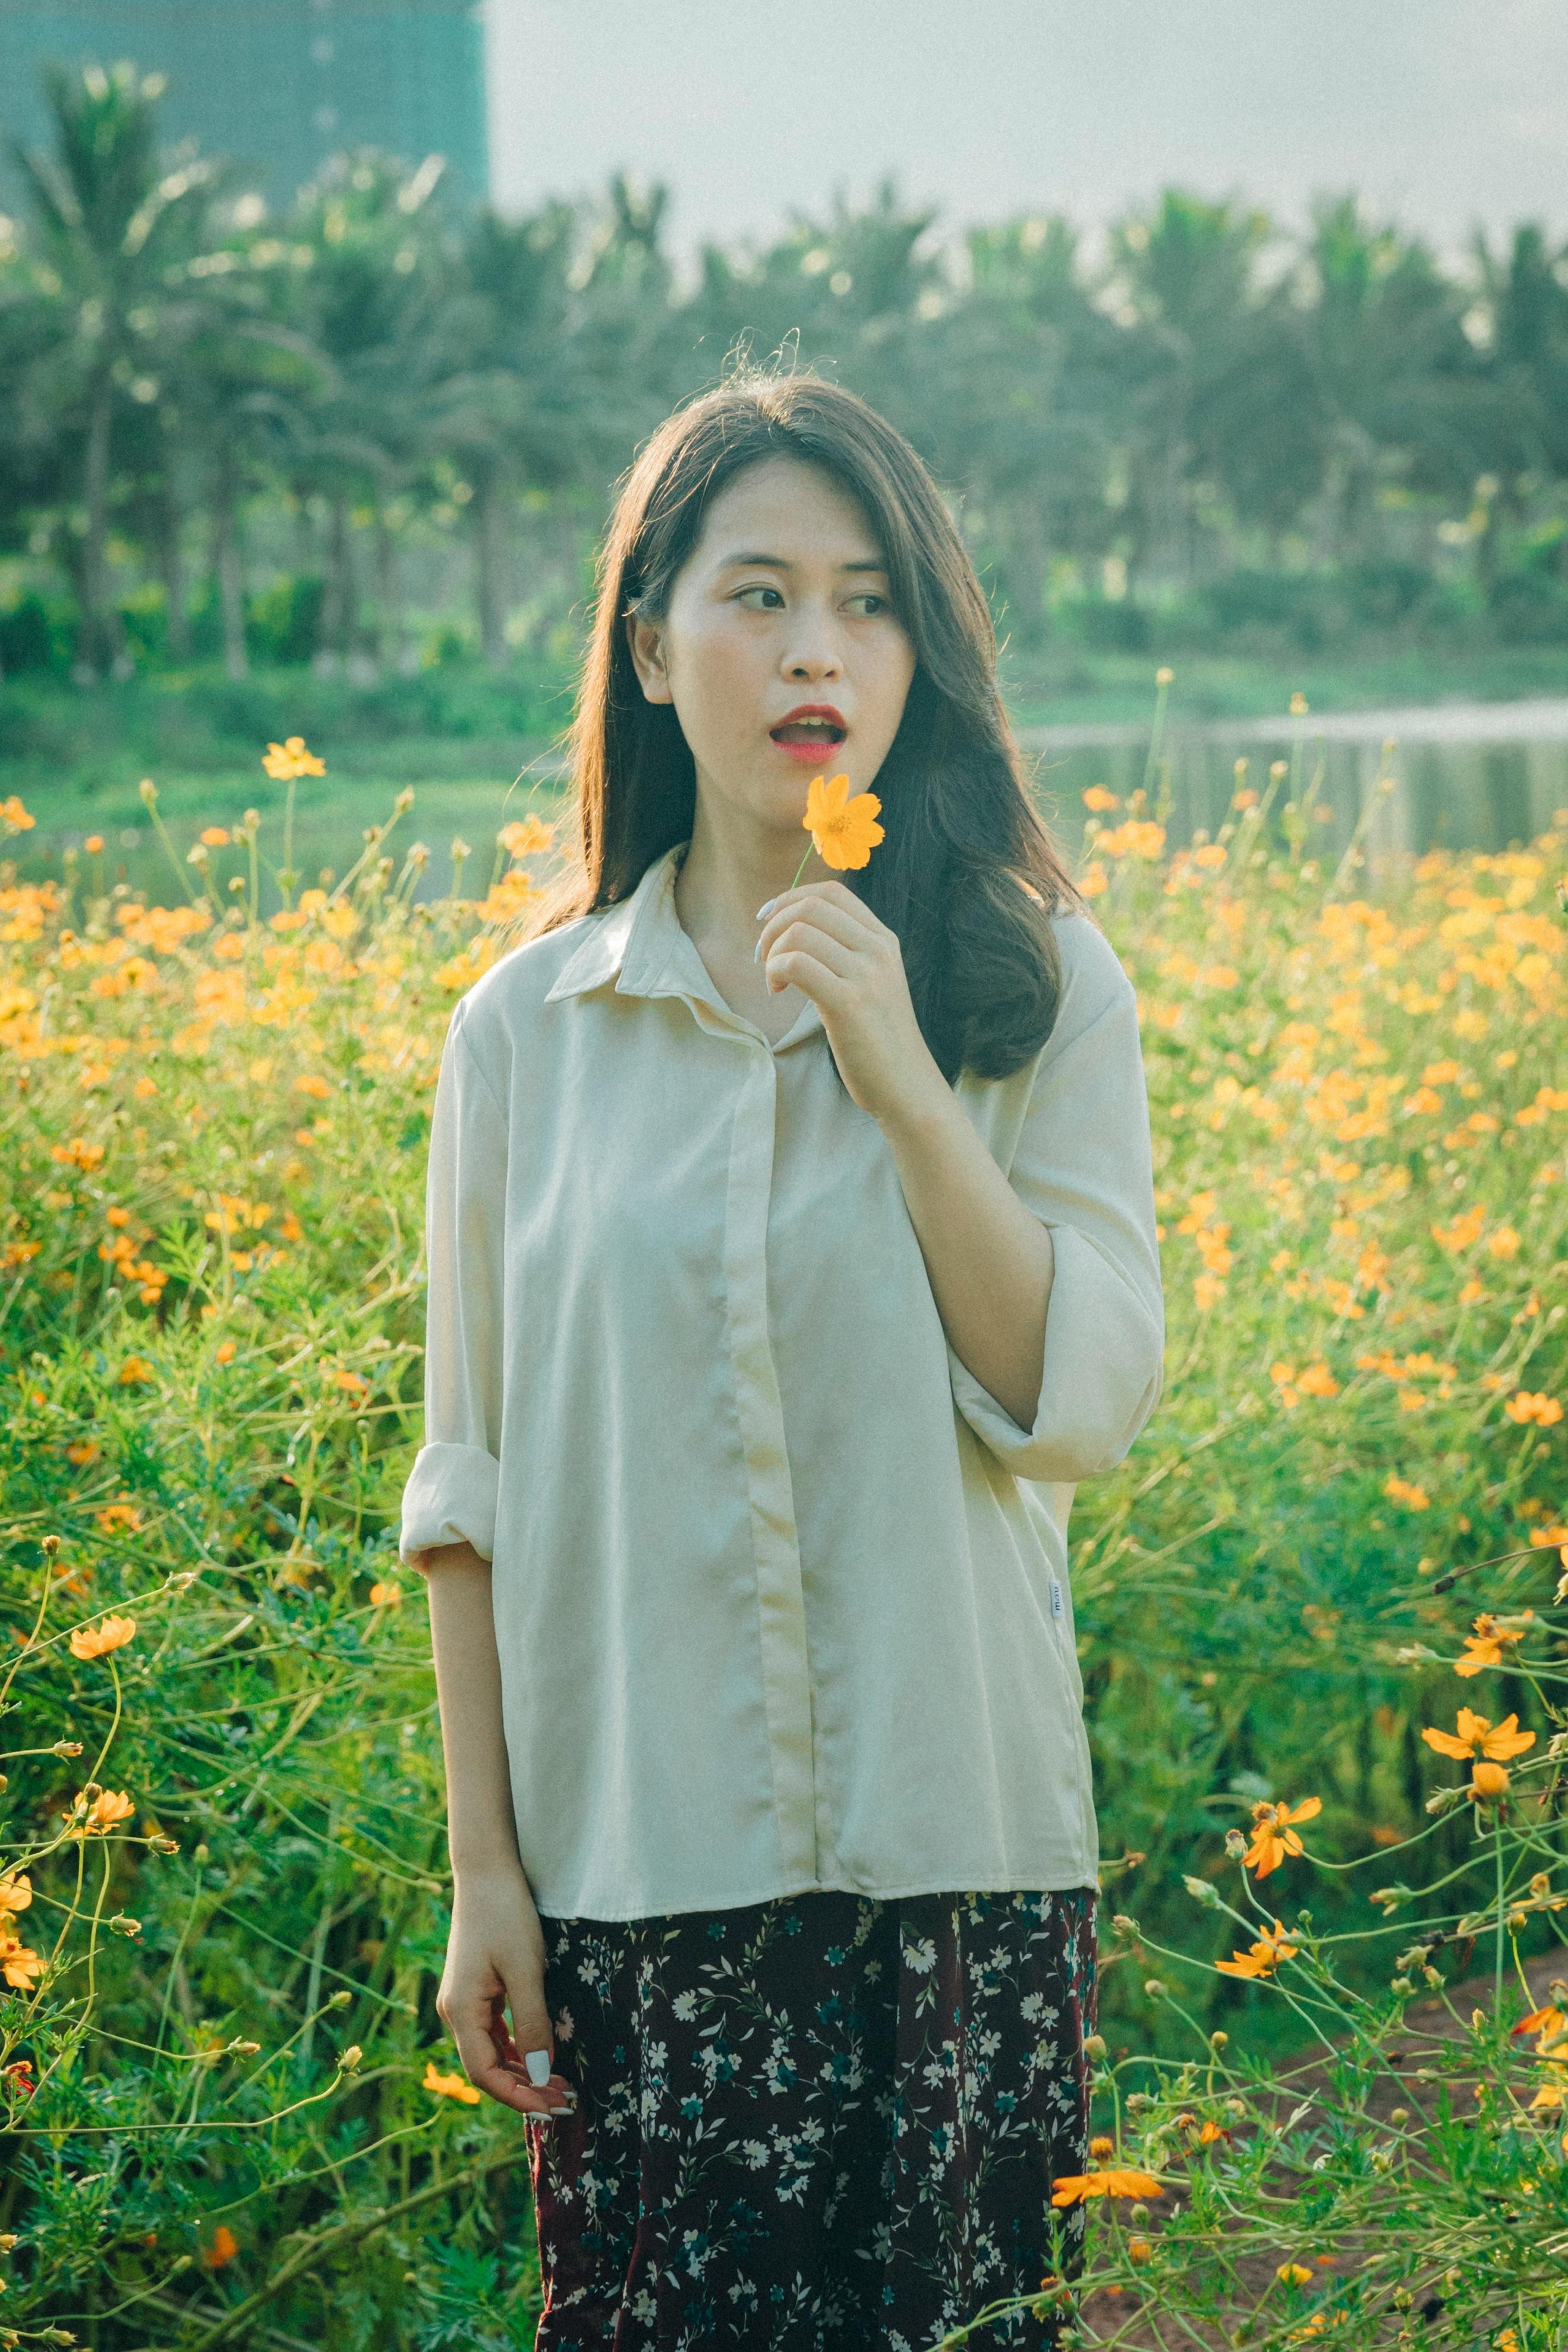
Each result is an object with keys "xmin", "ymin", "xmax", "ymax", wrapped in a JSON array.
[
  {"xmin": 1107, "ymin": 191, "xmax": 1276, "ymax": 591},
  {"xmin": 931, "ymin": 215, "xmax": 1124, "ymax": 640},
  {"xmin": 440, "ymin": 197, "xmax": 588, "ymax": 668},
  {"xmin": 281, "ymin": 151, "xmax": 476, "ymax": 673},
  {"xmin": 0, "ymin": 209, "xmax": 73, "ymax": 677},
  {"xmin": 8, "ymin": 61, "xmax": 220, "ymax": 678},
  {"xmin": 169, "ymin": 236, "xmax": 328, "ymax": 679},
  {"xmin": 1468, "ymin": 222, "xmax": 1568, "ymax": 587},
  {"xmin": 1296, "ymin": 196, "xmax": 1476, "ymax": 569}
]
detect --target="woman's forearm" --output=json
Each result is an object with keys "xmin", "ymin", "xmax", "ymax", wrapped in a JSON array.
[
  {"xmin": 878, "ymin": 1086, "xmax": 1057, "ymax": 1434},
  {"xmin": 421, "ymin": 1544, "xmax": 571, "ymax": 2112},
  {"xmin": 424, "ymin": 1545, "xmax": 527, "ymax": 1883}
]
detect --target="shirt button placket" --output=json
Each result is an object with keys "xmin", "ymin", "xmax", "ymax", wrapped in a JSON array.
[{"xmin": 723, "ymin": 1038, "xmax": 816, "ymax": 1883}]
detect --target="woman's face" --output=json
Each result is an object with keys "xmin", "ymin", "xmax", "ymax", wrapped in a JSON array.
[{"xmin": 627, "ymin": 454, "xmax": 917, "ymax": 840}]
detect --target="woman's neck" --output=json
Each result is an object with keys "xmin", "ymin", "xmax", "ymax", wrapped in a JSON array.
[
  {"xmin": 672, "ymin": 814, "xmax": 827, "ymax": 955},
  {"xmin": 670, "ymin": 828, "xmax": 819, "ymax": 1041}
]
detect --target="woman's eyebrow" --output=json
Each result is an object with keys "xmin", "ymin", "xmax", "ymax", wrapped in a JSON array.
[{"xmin": 714, "ymin": 551, "xmax": 890, "ymax": 574}]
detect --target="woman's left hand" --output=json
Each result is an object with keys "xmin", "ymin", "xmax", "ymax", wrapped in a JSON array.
[{"xmin": 756, "ymin": 880, "xmax": 949, "ymax": 1129}]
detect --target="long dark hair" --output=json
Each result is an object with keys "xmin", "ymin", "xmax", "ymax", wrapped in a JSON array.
[{"xmin": 521, "ymin": 365, "xmax": 1090, "ymax": 1085}]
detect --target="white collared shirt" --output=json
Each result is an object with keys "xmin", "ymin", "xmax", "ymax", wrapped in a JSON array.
[{"xmin": 400, "ymin": 840, "xmax": 1164, "ymax": 1919}]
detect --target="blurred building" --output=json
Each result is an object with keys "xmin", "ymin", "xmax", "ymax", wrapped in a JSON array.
[{"xmin": 0, "ymin": 0, "xmax": 489, "ymax": 209}]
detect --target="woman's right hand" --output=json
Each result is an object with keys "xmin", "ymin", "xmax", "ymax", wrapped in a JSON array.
[{"xmin": 436, "ymin": 1865, "xmax": 576, "ymax": 2118}]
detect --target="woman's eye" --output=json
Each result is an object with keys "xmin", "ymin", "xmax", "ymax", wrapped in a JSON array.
[
  {"xmin": 736, "ymin": 585, "xmax": 785, "ymax": 609},
  {"xmin": 847, "ymin": 593, "xmax": 890, "ymax": 616}
]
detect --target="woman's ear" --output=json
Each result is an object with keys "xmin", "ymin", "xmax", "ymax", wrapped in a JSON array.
[{"xmin": 625, "ymin": 612, "xmax": 673, "ymax": 705}]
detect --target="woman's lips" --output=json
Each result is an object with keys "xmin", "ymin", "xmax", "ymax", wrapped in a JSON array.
[
  {"xmin": 769, "ymin": 722, "xmax": 847, "ymax": 764},
  {"xmin": 770, "ymin": 736, "xmax": 843, "ymax": 764}
]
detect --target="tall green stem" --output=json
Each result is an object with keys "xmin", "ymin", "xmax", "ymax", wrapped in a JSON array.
[
  {"xmin": 1494, "ymin": 1815, "xmax": 1505, "ymax": 2011},
  {"xmin": 1141, "ymin": 669, "xmax": 1172, "ymax": 802}
]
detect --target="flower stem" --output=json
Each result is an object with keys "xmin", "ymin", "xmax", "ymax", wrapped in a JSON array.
[
  {"xmin": 1141, "ymin": 672, "xmax": 1171, "ymax": 804},
  {"xmin": 1494, "ymin": 1814, "xmax": 1505, "ymax": 2011}
]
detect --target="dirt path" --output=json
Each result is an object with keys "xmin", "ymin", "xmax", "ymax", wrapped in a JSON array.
[{"xmin": 1069, "ymin": 1946, "xmax": 1563, "ymax": 2348}]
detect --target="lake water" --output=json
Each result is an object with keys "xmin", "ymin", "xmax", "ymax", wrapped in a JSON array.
[
  {"xmin": 1019, "ymin": 698, "xmax": 1568, "ymax": 865},
  {"xmin": 17, "ymin": 699, "xmax": 1568, "ymax": 911}
]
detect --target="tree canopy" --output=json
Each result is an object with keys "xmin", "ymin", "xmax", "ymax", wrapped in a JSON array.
[{"xmin": 2, "ymin": 63, "xmax": 1566, "ymax": 682}]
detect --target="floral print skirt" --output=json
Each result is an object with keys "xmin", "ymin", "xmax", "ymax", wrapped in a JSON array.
[{"xmin": 525, "ymin": 1885, "xmax": 1098, "ymax": 2351}]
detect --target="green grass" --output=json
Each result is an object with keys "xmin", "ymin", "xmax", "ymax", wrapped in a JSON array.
[
  {"xmin": 4, "ymin": 642, "xmax": 1565, "ymax": 910},
  {"xmin": 5, "ymin": 643, "xmax": 1565, "ymax": 814},
  {"xmin": 999, "ymin": 641, "xmax": 1568, "ymax": 729}
]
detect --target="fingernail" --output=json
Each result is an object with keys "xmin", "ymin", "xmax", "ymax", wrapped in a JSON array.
[
  {"xmin": 524, "ymin": 2049, "xmax": 551, "ymax": 2086},
  {"xmin": 756, "ymin": 899, "xmax": 775, "ymax": 920},
  {"xmin": 753, "ymin": 937, "xmax": 762, "ymax": 964}
]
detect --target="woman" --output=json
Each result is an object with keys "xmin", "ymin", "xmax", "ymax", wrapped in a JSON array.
[{"xmin": 399, "ymin": 370, "xmax": 1164, "ymax": 2350}]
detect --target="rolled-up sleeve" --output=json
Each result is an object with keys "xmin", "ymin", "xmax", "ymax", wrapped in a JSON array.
[
  {"xmin": 949, "ymin": 924, "xmax": 1164, "ymax": 1484},
  {"xmin": 398, "ymin": 1006, "xmax": 508, "ymax": 1566}
]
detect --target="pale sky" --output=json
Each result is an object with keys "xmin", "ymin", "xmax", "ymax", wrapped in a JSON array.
[{"xmin": 484, "ymin": 0, "xmax": 1568, "ymax": 266}]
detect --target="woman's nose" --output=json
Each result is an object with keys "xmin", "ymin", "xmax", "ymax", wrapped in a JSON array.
[{"xmin": 783, "ymin": 637, "xmax": 842, "ymax": 681}]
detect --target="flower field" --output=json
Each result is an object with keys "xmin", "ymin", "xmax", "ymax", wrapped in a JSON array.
[{"xmin": 0, "ymin": 717, "xmax": 1565, "ymax": 2347}]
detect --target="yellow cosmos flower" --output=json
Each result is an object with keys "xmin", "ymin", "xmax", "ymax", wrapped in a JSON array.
[
  {"xmin": 67, "ymin": 1789, "xmax": 136, "ymax": 1838},
  {"xmin": 70, "ymin": 1613, "xmax": 137, "ymax": 1661},
  {"xmin": 262, "ymin": 736, "xmax": 326, "ymax": 780},
  {"xmin": 1430, "ymin": 1204, "xmax": 1485, "ymax": 1252},
  {"xmin": 802, "ymin": 772, "xmax": 884, "ymax": 872},
  {"xmin": 1050, "ymin": 2167, "xmax": 1164, "ymax": 2207},
  {"xmin": 0, "ymin": 1872, "xmax": 33, "ymax": 1920},
  {"xmin": 1243, "ymin": 1796, "xmax": 1321, "ymax": 1876},
  {"xmin": 1096, "ymin": 818, "xmax": 1167, "ymax": 860},
  {"xmin": 0, "ymin": 1934, "xmax": 42, "ymax": 1989},
  {"xmin": 423, "ymin": 2060, "xmax": 481, "ymax": 2104},
  {"xmin": 1505, "ymin": 1391, "xmax": 1563, "ymax": 1427},
  {"xmin": 1382, "ymin": 1473, "xmax": 1430, "ymax": 1512},
  {"xmin": 499, "ymin": 814, "xmax": 555, "ymax": 859},
  {"xmin": 52, "ymin": 1138, "xmax": 106, "ymax": 1171},
  {"xmin": 1454, "ymin": 1613, "xmax": 1531, "ymax": 1677},
  {"xmin": 1421, "ymin": 1707, "xmax": 1535, "ymax": 1762},
  {"xmin": 1217, "ymin": 1919, "xmax": 1300, "ymax": 1980}
]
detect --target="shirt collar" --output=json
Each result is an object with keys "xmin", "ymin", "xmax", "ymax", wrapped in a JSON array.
[
  {"xmin": 543, "ymin": 840, "xmax": 689, "ymax": 1003},
  {"xmin": 541, "ymin": 838, "xmax": 824, "ymax": 1050}
]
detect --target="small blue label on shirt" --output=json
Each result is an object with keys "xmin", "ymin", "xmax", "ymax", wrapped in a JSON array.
[{"xmin": 1050, "ymin": 1577, "xmax": 1065, "ymax": 1619}]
